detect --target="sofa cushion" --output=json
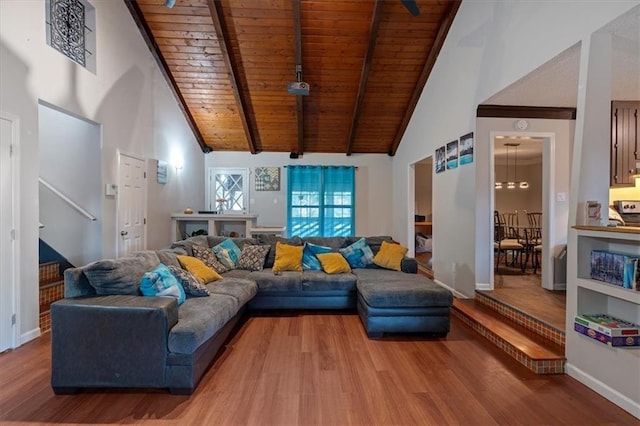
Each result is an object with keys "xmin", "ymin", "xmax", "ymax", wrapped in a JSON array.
[
  {"xmin": 246, "ymin": 269, "xmax": 303, "ymax": 291},
  {"xmin": 273, "ymin": 242, "xmax": 304, "ymax": 272},
  {"xmin": 339, "ymin": 237, "xmax": 374, "ymax": 268},
  {"xmin": 302, "ymin": 270, "xmax": 357, "ymax": 291},
  {"xmin": 168, "ymin": 294, "xmax": 239, "ymax": 354},
  {"xmin": 354, "ymin": 269, "xmax": 452, "ymax": 308},
  {"xmin": 140, "ymin": 263, "xmax": 186, "ymax": 305},
  {"xmin": 155, "ymin": 249, "xmax": 182, "ymax": 268},
  {"xmin": 83, "ymin": 252, "xmax": 160, "ymax": 295},
  {"xmin": 303, "ymin": 237, "xmax": 346, "ymax": 251},
  {"xmin": 170, "ymin": 235, "xmax": 209, "ymax": 256},
  {"xmin": 168, "ymin": 265, "xmax": 210, "ymax": 297},
  {"xmin": 302, "ymin": 242, "xmax": 333, "ymax": 270},
  {"xmin": 221, "ymin": 269, "xmax": 253, "ymax": 279},
  {"xmin": 317, "ymin": 253, "xmax": 352, "ymax": 274},
  {"xmin": 193, "ymin": 245, "xmax": 229, "ymax": 273},
  {"xmin": 177, "ymin": 255, "xmax": 223, "ymax": 283},
  {"xmin": 206, "ymin": 278, "xmax": 258, "ymax": 309},
  {"xmin": 206, "ymin": 236, "xmax": 259, "ymax": 249},
  {"xmin": 236, "ymin": 244, "xmax": 270, "ymax": 271},
  {"xmin": 373, "ymin": 241, "xmax": 408, "ymax": 271},
  {"xmin": 257, "ymin": 235, "xmax": 303, "ymax": 268}
]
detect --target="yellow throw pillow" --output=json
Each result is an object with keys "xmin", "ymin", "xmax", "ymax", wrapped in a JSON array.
[
  {"xmin": 373, "ymin": 241, "xmax": 408, "ymax": 271},
  {"xmin": 177, "ymin": 255, "xmax": 222, "ymax": 283},
  {"xmin": 272, "ymin": 242, "xmax": 303, "ymax": 272},
  {"xmin": 316, "ymin": 253, "xmax": 351, "ymax": 274}
]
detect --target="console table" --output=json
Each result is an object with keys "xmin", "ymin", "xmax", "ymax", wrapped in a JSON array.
[{"xmin": 171, "ymin": 213, "xmax": 258, "ymax": 241}]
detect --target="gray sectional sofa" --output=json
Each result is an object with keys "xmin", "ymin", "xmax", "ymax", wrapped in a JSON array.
[{"xmin": 51, "ymin": 235, "xmax": 452, "ymax": 395}]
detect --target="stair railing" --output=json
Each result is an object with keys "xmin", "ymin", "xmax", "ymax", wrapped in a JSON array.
[{"xmin": 39, "ymin": 177, "xmax": 97, "ymax": 221}]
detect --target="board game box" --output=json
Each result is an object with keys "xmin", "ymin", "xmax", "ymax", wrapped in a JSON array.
[{"xmin": 574, "ymin": 315, "xmax": 640, "ymax": 347}]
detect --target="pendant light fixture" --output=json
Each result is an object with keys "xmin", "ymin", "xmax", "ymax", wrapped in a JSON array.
[{"xmin": 495, "ymin": 142, "xmax": 529, "ymax": 190}]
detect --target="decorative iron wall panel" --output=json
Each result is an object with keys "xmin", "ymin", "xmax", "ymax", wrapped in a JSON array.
[{"xmin": 50, "ymin": 0, "xmax": 85, "ymax": 66}]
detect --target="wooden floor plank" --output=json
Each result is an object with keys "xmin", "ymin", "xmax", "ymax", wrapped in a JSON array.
[{"xmin": 0, "ymin": 313, "xmax": 637, "ymax": 425}]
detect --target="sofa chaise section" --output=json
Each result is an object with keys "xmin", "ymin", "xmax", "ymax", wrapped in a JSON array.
[{"xmin": 354, "ymin": 268, "xmax": 453, "ymax": 338}]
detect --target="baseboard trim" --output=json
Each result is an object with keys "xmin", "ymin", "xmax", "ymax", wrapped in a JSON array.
[
  {"xmin": 20, "ymin": 327, "xmax": 41, "ymax": 346},
  {"xmin": 434, "ymin": 279, "xmax": 470, "ymax": 299},
  {"xmin": 475, "ymin": 282, "xmax": 492, "ymax": 291},
  {"xmin": 566, "ymin": 363, "xmax": 640, "ymax": 420}
]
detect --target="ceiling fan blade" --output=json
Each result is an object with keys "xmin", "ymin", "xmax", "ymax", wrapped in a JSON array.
[{"xmin": 401, "ymin": 0, "xmax": 420, "ymax": 16}]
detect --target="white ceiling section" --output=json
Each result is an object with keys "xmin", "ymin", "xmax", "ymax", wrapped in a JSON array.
[{"xmin": 486, "ymin": 6, "xmax": 640, "ymax": 107}]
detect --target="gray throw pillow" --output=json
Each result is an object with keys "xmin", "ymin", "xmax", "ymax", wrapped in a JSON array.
[
  {"xmin": 167, "ymin": 265, "xmax": 210, "ymax": 297},
  {"xmin": 193, "ymin": 245, "xmax": 229, "ymax": 273},
  {"xmin": 236, "ymin": 245, "xmax": 270, "ymax": 271},
  {"xmin": 83, "ymin": 254, "xmax": 160, "ymax": 295}
]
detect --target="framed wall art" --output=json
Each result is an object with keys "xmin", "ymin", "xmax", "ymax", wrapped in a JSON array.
[{"xmin": 255, "ymin": 166, "xmax": 281, "ymax": 191}]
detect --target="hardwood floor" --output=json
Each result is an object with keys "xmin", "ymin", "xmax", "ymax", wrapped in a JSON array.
[{"xmin": 1, "ymin": 313, "xmax": 637, "ymax": 425}]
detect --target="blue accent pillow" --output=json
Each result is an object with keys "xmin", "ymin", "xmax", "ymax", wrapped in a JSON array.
[
  {"xmin": 339, "ymin": 237, "xmax": 374, "ymax": 269},
  {"xmin": 212, "ymin": 238, "xmax": 242, "ymax": 269},
  {"xmin": 302, "ymin": 242, "xmax": 333, "ymax": 270},
  {"xmin": 139, "ymin": 263, "xmax": 186, "ymax": 305}
]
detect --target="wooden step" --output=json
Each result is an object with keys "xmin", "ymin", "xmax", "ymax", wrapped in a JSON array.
[
  {"xmin": 452, "ymin": 298, "xmax": 565, "ymax": 374},
  {"xmin": 475, "ymin": 291, "xmax": 566, "ymax": 348}
]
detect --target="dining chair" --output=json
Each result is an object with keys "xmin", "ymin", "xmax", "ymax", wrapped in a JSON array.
[
  {"xmin": 524, "ymin": 211, "xmax": 542, "ymax": 271},
  {"xmin": 494, "ymin": 211, "xmax": 524, "ymax": 271}
]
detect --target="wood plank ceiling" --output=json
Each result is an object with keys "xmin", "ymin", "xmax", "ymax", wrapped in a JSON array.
[{"xmin": 126, "ymin": 0, "xmax": 460, "ymax": 155}]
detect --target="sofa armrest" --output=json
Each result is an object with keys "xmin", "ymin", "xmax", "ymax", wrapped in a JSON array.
[
  {"xmin": 51, "ymin": 295, "xmax": 178, "ymax": 391},
  {"xmin": 401, "ymin": 257, "xmax": 418, "ymax": 274}
]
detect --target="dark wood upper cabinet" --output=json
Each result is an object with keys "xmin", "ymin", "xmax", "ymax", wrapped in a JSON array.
[{"xmin": 610, "ymin": 101, "xmax": 639, "ymax": 187}]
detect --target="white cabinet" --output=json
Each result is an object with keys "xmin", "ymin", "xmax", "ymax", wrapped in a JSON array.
[
  {"xmin": 566, "ymin": 226, "xmax": 640, "ymax": 418},
  {"xmin": 170, "ymin": 213, "xmax": 257, "ymax": 241}
]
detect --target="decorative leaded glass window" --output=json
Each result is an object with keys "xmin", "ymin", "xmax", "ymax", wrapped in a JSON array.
[{"xmin": 46, "ymin": 0, "xmax": 96, "ymax": 72}]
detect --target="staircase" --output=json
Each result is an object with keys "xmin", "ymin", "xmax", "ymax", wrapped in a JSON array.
[
  {"xmin": 39, "ymin": 262, "xmax": 65, "ymax": 333},
  {"xmin": 451, "ymin": 291, "xmax": 565, "ymax": 375}
]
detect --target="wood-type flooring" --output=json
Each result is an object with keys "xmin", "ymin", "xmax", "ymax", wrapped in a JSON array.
[{"xmin": 1, "ymin": 313, "xmax": 636, "ymax": 425}]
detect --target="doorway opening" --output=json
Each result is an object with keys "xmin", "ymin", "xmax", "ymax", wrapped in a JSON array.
[
  {"xmin": 488, "ymin": 133, "xmax": 566, "ymax": 331},
  {"xmin": 413, "ymin": 156, "xmax": 433, "ymax": 272}
]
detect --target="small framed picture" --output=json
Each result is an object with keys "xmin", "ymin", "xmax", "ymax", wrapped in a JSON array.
[
  {"xmin": 435, "ymin": 146, "xmax": 446, "ymax": 173},
  {"xmin": 446, "ymin": 140, "xmax": 458, "ymax": 170},
  {"xmin": 157, "ymin": 160, "xmax": 168, "ymax": 184},
  {"xmin": 459, "ymin": 132, "xmax": 474, "ymax": 165}
]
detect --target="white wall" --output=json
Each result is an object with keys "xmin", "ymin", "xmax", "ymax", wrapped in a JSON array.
[
  {"xmin": 392, "ymin": 1, "xmax": 638, "ymax": 298},
  {"xmin": 495, "ymin": 162, "xmax": 543, "ymax": 218},
  {"xmin": 0, "ymin": 1, "xmax": 204, "ymax": 343},
  {"xmin": 204, "ymin": 152, "xmax": 393, "ymax": 237}
]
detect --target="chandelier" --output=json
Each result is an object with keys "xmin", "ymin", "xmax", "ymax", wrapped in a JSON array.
[{"xmin": 495, "ymin": 143, "xmax": 529, "ymax": 190}]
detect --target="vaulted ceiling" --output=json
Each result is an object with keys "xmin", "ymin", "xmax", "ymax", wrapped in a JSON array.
[{"xmin": 126, "ymin": 0, "xmax": 460, "ymax": 155}]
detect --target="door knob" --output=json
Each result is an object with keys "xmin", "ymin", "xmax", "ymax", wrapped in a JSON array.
[{"xmin": 120, "ymin": 230, "xmax": 128, "ymax": 236}]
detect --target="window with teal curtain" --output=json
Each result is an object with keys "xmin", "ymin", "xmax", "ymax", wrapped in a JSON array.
[{"xmin": 287, "ymin": 165, "xmax": 355, "ymax": 237}]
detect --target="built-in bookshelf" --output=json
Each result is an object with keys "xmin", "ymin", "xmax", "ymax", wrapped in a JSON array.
[{"xmin": 567, "ymin": 226, "xmax": 640, "ymax": 418}]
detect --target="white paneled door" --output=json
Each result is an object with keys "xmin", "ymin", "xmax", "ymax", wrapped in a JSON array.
[
  {"xmin": 1, "ymin": 115, "xmax": 17, "ymax": 352},
  {"xmin": 118, "ymin": 153, "xmax": 146, "ymax": 258}
]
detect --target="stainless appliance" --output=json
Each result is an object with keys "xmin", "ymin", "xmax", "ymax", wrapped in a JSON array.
[{"xmin": 613, "ymin": 200, "xmax": 640, "ymax": 226}]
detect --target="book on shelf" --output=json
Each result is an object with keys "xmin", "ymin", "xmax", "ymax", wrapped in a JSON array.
[{"xmin": 590, "ymin": 250, "xmax": 639, "ymax": 290}]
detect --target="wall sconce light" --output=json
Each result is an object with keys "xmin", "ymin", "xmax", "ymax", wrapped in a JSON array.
[{"xmin": 171, "ymin": 149, "xmax": 184, "ymax": 172}]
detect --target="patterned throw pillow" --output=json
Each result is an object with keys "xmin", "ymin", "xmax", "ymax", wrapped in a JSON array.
[
  {"xmin": 212, "ymin": 239, "xmax": 242, "ymax": 270},
  {"xmin": 236, "ymin": 245, "xmax": 270, "ymax": 271},
  {"xmin": 339, "ymin": 237, "xmax": 374, "ymax": 269},
  {"xmin": 167, "ymin": 265, "xmax": 210, "ymax": 297},
  {"xmin": 302, "ymin": 242, "xmax": 333, "ymax": 270},
  {"xmin": 193, "ymin": 245, "xmax": 229, "ymax": 273},
  {"xmin": 139, "ymin": 263, "xmax": 186, "ymax": 305}
]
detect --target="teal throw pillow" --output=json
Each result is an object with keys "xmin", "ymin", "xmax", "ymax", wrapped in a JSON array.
[
  {"xmin": 212, "ymin": 238, "xmax": 242, "ymax": 270},
  {"xmin": 139, "ymin": 263, "xmax": 186, "ymax": 305},
  {"xmin": 339, "ymin": 237, "xmax": 374, "ymax": 269},
  {"xmin": 302, "ymin": 242, "xmax": 333, "ymax": 270}
]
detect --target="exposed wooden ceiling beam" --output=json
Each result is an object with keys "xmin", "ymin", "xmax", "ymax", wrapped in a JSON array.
[
  {"xmin": 387, "ymin": 0, "xmax": 462, "ymax": 156},
  {"xmin": 124, "ymin": 0, "xmax": 209, "ymax": 153},
  {"xmin": 207, "ymin": 0, "xmax": 259, "ymax": 154},
  {"xmin": 346, "ymin": 0, "xmax": 383, "ymax": 156},
  {"xmin": 293, "ymin": 0, "xmax": 304, "ymax": 156}
]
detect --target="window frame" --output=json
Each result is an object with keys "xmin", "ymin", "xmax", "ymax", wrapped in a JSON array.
[{"xmin": 207, "ymin": 167, "xmax": 250, "ymax": 214}]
